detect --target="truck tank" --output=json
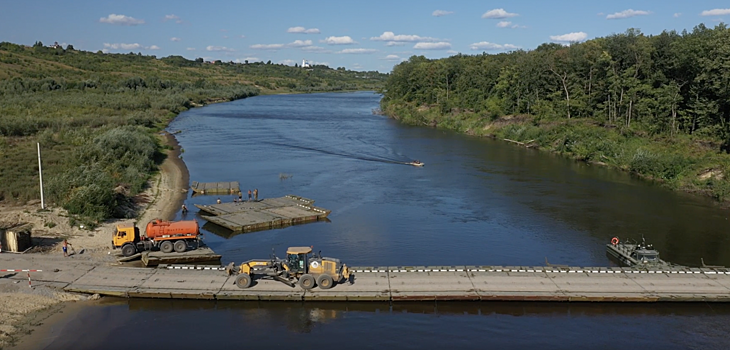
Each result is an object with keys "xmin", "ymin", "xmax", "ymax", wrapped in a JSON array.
[{"xmin": 145, "ymin": 219, "xmax": 200, "ymax": 239}]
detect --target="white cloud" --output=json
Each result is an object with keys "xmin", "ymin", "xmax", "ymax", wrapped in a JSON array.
[
  {"xmin": 469, "ymin": 42, "xmax": 519, "ymax": 51},
  {"xmin": 280, "ymin": 59, "xmax": 298, "ymax": 66},
  {"xmin": 382, "ymin": 54, "xmax": 403, "ymax": 61},
  {"xmin": 432, "ymin": 10, "xmax": 453, "ymax": 17},
  {"xmin": 550, "ymin": 32, "xmax": 588, "ymax": 43},
  {"xmin": 481, "ymin": 8, "xmax": 518, "ymax": 19},
  {"xmin": 102, "ymin": 43, "xmax": 159, "ymax": 51},
  {"xmin": 496, "ymin": 21, "xmax": 512, "ymax": 28},
  {"xmin": 674, "ymin": 13, "xmax": 682, "ymax": 18},
  {"xmin": 288, "ymin": 40, "xmax": 312, "ymax": 47},
  {"xmin": 701, "ymin": 8, "xmax": 730, "ymax": 16},
  {"xmin": 414, "ymin": 42, "xmax": 452, "ymax": 50},
  {"xmin": 446, "ymin": 50, "xmax": 459, "ymax": 55},
  {"xmin": 250, "ymin": 43, "xmax": 285, "ymax": 50},
  {"xmin": 337, "ymin": 48, "xmax": 377, "ymax": 54},
  {"xmin": 287, "ymin": 26, "xmax": 321, "ymax": 34},
  {"xmin": 186, "ymin": 47, "xmax": 196, "ymax": 51},
  {"xmin": 103, "ymin": 43, "xmax": 140, "ymax": 50},
  {"xmin": 206, "ymin": 45, "xmax": 235, "ymax": 52},
  {"xmin": 606, "ymin": 9, "xmax": 651, "ymax": 19},
  {"xmin": 386, "ymin": 41, "xmax": 406, "ymax": 46},
  {"xmin": 163, "ymin": 14, "xmax": 182, "ymax": 23},
  {"xmin": 370, "ymin": 31, "xmax": 440, "ymax": 42},
  {"xmin": 99, "ymin": 14, "xmax": 145, "ymax": 26},
  {"xmin": 170, "ymin": 37, "xmax": 181, "ymax": 42},
  {"xmin": 321, "ymin": 36, "xmax": 356, "ymax": 45}
]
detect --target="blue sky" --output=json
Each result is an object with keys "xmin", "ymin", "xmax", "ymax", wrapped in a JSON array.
[{"xmin": 1, "ymin": 1, "xmax": 729, "ymax": 72}]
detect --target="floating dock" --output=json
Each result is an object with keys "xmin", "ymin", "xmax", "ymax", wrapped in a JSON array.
[
  {"xmin": 190, "ymin": 181, "xmax": 240, "ymax": 195},
  {"xmin": 195, "ymin": 195, "xmax": 330, "ymax": 233},
  {"xmin": 114, "ymin": 247, "xmax": 222, "ymax": 267}
]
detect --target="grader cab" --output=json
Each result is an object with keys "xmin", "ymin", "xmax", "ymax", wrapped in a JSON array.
[{"xmin": 229, "ymin": 246, "xmax": 349, "ymax": 290}]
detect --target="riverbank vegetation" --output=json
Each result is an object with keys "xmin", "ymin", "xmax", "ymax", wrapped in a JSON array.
[
  {"xmin": 381, "ymin": 24, "xmax": 730, "ymax": 201},
  {"xmin": 0, "ymin": 41, "xmax": 386, "ymax": 225}
]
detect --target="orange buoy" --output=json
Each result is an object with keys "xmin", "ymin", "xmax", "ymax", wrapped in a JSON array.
[{"xmin": 611, "ymin": 237, "xmax": 619, "ymax": 245}]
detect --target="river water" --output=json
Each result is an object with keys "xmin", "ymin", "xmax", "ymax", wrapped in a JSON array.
[{"xmin": 36, "ymin": 92, "xmax": 730, "ymax": 349}]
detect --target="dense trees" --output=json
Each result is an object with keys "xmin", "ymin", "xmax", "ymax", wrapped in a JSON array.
[
  {"xmin": 383, "ymin": 24, "xmax": 730, "ymax": 138},
  {"xmin": 381, "ymin": 24, "xmax": 730, "ymax": 201}
]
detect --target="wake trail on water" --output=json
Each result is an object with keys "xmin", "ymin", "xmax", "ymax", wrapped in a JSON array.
[{"xmin": 262, "ymin": 141, "xmax": 412, "ymax": 165}]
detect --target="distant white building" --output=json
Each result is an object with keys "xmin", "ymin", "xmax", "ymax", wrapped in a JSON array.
[{"xmin": 301, "ymin": 59, "xmax": 311, "ymax": 68}]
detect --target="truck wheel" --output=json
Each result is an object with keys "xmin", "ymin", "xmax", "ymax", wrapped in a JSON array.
[
  {"xmin": 121, "ymin": 244, "xmax": 136, "ymax": 257},
  {"xmin": 316, "ymin": 274, "xmax": 334, "ymax": 289},
  {"xmin": 173, "ymin": 240, "xmax": 187, "ymax": 253},
  {"xmin": 235, "ymin": 274, "xmax": 252, "ymax": 289},
  {"xmin": 160, "ymin": 241, "xmax": 174, "ymax": 253},
  {"xmin": 299, "ymin": 274, "xmax": 315, "ymax": 290}
]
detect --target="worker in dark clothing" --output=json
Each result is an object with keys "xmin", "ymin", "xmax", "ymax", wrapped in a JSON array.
[
  {"xmin": 181, "ymin": 204, "xmax": 188, "ymax": 214},
  {"xmin": 254, "ymin": 189, "xmax": 258, "ymax": 201},
  {"xmin": 238, "ymin": 191, "xmax": 243, "ymax": 201},
  {"xmin": 247, "ymin": 190, "xmax": 252, "ymax": 201}
]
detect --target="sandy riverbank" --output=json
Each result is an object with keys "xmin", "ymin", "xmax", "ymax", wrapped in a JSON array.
[{"xmin": 0, "ymin": 131, "xmax": 189, "ymax": 349}]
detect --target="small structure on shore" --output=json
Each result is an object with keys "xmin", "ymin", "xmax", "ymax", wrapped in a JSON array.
[
  {"xmin": 191, "ymin": 181, "xmax": 240, "ymax": 195},
  {"xmin": 0, "ymin": 224, "xmax": 33, "ymax": 253}
]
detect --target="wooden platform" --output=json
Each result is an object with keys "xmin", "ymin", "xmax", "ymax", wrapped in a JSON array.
[
  {"xmin": 190, "ymin": 181, "xmax": 240, "ymax": 195},
  {"xmin": 195, "ymin": 195, "xmax": 330, "ymax": 233}
]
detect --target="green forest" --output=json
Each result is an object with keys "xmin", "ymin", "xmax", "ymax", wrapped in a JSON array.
[
  {"xmin": 0, "ymin": 41, "xmax": 387, "ymax": 225},
  {"xmin": 381, "ymin": 24, "xmax": 730, "ymax": 202}
]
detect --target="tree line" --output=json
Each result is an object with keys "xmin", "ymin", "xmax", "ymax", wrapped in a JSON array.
[
  {"xmin": 380, "ymin": 24, "xmax": 730, "ymax": 201},
  {"xmin": 383, "ymin": 24, "xmax": 730, "ymax": 142}
]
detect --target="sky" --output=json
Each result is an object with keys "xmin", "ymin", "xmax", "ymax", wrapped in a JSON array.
[{"xmin": 1, "ymin": 0, "xmax": 729, "ymax": 72}]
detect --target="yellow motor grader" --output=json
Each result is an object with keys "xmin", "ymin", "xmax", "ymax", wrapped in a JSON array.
[{"xmin": 227, "ymin": 246, "xmax": 350, "ymax": 290}]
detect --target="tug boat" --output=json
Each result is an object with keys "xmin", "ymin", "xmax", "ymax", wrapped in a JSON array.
[{"xmin": 606, "ymin": 236, "xmax": 673, "ymax": 267}]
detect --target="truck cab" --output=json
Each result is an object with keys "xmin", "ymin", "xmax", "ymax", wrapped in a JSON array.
[
  {"xmin": 112, "ymin": 224, "xmax": 143, "ymax": 256},
  {"xmin": 286, "ymin": 246, "xmax": 311, "ymax": 274},
  {"xmin": 112, "ymin": 224, "xmax": 140, "ymax": 248}
]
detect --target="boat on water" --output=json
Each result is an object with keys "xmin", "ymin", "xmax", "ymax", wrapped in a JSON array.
[
  {"xmin": 408, "ymin": 160, "xmax": 425, "ymax": 167},
  {"xmin": 606, "ymin": 236, "xmax": 673, "ymax": 268}
]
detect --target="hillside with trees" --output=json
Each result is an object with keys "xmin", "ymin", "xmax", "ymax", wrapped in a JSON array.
[
  {"xmin": 0, "ymin": 42, "xmax": 387, "ymax": 225},
  {"xmin": 381, "ymin": 24, "xmax": 730, "ymax": 202}
]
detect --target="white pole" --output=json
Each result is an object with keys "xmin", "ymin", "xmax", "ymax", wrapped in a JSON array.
[{"xmin": 37, "ymin": 142, "xmax": 45, "ymax": 209}]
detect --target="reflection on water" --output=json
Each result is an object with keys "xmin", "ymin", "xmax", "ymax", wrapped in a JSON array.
[{"xmin": 35, "ymin": 299, "xmax": 730, "ymax": 350}]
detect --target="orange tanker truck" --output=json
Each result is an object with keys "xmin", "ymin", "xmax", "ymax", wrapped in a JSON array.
[{"xmin": 112, "ymin": 219, "xmax": 202, "ymax": 257}]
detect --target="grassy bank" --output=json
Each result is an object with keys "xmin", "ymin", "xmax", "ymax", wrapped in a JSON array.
[
  {"xmin": 382, "ymin": 102, "xmax": 730, "ymax": 202},
  {"xmin": 0, "ymin": 41, "xmax": 387, "ymax": 226}
]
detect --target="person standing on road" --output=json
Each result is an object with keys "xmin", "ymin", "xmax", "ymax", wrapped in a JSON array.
[
  {"xmin": 62, "ymin": 239, "xmax": 68, "ymax": 257},
  {"xmin": 254, "ymin": 189, "xmax": 258, "ymax": 201}
]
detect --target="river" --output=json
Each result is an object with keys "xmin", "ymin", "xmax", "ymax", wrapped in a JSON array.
[{"xmin": 34, "ymin": 92, "xmax": 730, "ymax": 349}]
